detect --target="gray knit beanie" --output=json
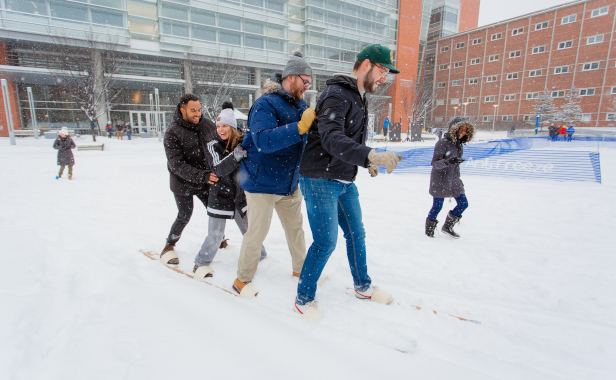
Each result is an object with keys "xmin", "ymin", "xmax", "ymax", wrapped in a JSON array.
[{"xmin": 281, "ymin": 52, "xmax": 312, "ymax": 79}]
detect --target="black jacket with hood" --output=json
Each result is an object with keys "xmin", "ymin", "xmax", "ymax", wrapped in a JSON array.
[
  {"xmin": 429, "ymin": 117, "xmax": 475, "ymax": 198},
  {"xmin": 299, "ymin": 74, "xmax": 372, "ymax": 182},
  {"xmin": 164, "ymin": 105, "xmax": 217, "ymax": 196},
  {"xmin": 204, "ymin": 135, "xmax": 247, "ymax": 219}
]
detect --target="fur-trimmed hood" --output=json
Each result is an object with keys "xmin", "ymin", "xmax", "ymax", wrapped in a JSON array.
[
  {"xmin": 261, "ymin": 77, "xmax": 282, "ymax": 95},
  {"xmin": 447, "ymin": 120, "xmax": 475, "ymax": 144}
]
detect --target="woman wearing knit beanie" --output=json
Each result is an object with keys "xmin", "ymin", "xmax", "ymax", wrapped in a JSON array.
[{"xmin": 191, "ymin": 102, "xmax": 268, "ymax": 279}]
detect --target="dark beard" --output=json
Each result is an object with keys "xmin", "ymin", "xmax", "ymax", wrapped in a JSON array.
[{"xmin": 362, "ymin": 67, "xmax": 377, "ymax": 93}]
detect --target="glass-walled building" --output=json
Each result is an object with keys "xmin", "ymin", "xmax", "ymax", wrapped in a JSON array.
[{"xmin": 0, "ymin": 0, "xmax": 402, "ymax": 133}]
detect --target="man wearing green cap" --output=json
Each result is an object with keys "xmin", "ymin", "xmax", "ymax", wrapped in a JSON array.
[{"xmin": 293, "ymin": 44, "xmax": 404, "ymax": 319}]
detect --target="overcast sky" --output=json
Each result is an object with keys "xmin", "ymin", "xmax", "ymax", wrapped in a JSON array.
[{"xmin": 478, "ymin": 0, "xmax": 576, "ymax": 26}]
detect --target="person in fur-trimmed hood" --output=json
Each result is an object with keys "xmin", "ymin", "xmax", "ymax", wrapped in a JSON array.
[
  {"xmin": 193, "ymin": 102, "xmax": 268, "ymax": 275},
  {"xmin": 425, "ymin": 116, "xmax": 476, "ymax": 239},
  {"xmin": 233, "ymin": 52, "xmax": 317, "ymax": 295}
]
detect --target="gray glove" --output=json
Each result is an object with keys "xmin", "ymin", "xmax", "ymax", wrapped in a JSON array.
[
  {"xmin": 368, "ymin": 149, "xmax": 403, "ymax": 174},
  {"xmin": 233, "ymin": 145, "xmax": 247, "ymax": 161},
  {"xmin": 368, "ymin": 164, "xmax": 379, "ymax": 177}
]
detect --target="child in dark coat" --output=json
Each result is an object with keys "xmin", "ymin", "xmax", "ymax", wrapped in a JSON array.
[
  {"xmin": 193, "ymin": 102, "xmax": 267, "ymax": 275},
  {"xmin": 53, "ymin": 127, "xmax": 76, "ymax": 180}
]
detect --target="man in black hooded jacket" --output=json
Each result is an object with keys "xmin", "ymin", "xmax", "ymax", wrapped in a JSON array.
[
  {"xmin": 293, "ymin": 44, "xmax": 403, "ymax": 317},
  {"xmin": 160, "ymin": 94, "xmax": 218, "ymax": 265}
]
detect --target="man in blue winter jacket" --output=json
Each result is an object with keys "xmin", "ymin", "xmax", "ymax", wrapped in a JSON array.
[
  {"xmin": 293, "ymin": 44, "xmax": 404, "ymax": 318},
  {"xmin": 233, "ymin": 52, "xmax": 317, "ymax": 295}
]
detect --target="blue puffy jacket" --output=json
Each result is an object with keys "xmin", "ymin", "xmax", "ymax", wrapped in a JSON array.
[
  {"xmin": 240, "ymin": 73, "xmax": 309, "ymax": 196},
  {"xmin": 567, "ymin": 126, "xmax": 575, "ymax": 134}
]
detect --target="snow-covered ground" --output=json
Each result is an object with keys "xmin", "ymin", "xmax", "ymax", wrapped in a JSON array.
[{"xmin": 1, "ymin": 134, "xmax": 614, "ymax": 380}]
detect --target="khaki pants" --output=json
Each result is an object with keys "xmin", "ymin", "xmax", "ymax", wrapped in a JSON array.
[{"xmin": 237, "ymin": 188, "xmax": 306, "ymax": 282}]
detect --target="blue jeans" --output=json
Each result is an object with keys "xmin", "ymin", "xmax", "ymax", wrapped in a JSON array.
[
  {"xmin": 427, "ymin": 194, "xmax": 468, "ymax": 220},
  {"xmin": 296, "ymin": 176, "xmax": 371, "ymax": 305}
]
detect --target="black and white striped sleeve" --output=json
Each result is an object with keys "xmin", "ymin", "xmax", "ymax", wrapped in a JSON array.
[{"xmin": 205, "ymin": 140, "xmax": 239, "ymax": 178}]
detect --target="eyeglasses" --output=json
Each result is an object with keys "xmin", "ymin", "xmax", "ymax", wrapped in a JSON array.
[
  {"xmin": 298, "ymin": 75, "xmax": 312, "ymax": 89},
  {"xmin": 372, "ymin": 63, "xmax": 389, "ymax": 78}
]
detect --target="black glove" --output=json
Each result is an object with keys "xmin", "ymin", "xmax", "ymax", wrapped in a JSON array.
[{"xmin": 446, "ymin": 157, "xmax": 465, "ymax": 165}]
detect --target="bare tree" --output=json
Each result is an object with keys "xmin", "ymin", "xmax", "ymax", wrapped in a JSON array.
[
  {"xmin": 559, "ymin": 86, "xmax": 583, "ymax": 126},
  {"xmin": 366, "ymin": 81, "xmax": 393, "ymax": 136},
  {"xmin": 189, "ymin": 56, "xmax": 247, "ymax": 121},
  {"xmin": 45, "ymin": 34, "xmax": 124, "ymax": 142},
  {"xmin": 610, "ymin": 97, "xmax": 616, "ymax": 127},
  {"xmin": 401, "ymin": 79, "xmax": 436, "ymax": 129}
]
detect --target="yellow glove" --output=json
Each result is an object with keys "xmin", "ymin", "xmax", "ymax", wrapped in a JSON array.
[{"xmin": 298, "ymin": 108, "xmax": 316, "ymax": 135}]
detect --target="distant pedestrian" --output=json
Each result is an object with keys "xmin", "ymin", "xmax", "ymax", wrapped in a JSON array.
[
  {"xmin": 53, "ymin": 127, "xmax": 76, "ymax": 180},
  {"xmin": 566, "ymin": 125, "xmax": 575, "ymax": 142},
  {"xmin": 510, "ymin": 126, "xmax": 515, "ymax": 136},
  {"xmin": 116, "ymin": 121, "xmax": 123, "ymax": 140},
  {"xmin": 425, "ymin": 117, "xmax": 475, "ymax": 239},
  {"xmin": 383, "ymin": 116, "xmax": 389, "ymax": 137},
  {"xmin": 548, "ymin": 124, "xmax": 557, "ymax": 141},
  {"xmin": 105, "ymin": 121, "xmax": 113, "ymax": 138},
  {"xmin": 560, "ymin": 125, "xmax": 566, "ymax": 141},
  {"xmin": 124, "ymin": 122, "xmax": 132, "ymax": 140},
  {"xmin": 437, "ymin": 129, "xmax": 443, "ymax": 140}
]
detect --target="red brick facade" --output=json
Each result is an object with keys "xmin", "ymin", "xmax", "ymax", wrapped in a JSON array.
[
  {"xmin": 459, "ymin": 0, "xmax": 481, "ymax": 32},
  {"xmin": 0, "ymin": 44, "xmax": 22, "ymax": 137},
  {"xmin": 429, "ymin": 0, "xmax": 616, "ymax": 127}
]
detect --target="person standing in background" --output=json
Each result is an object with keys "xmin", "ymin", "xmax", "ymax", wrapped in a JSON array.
[
  {"xmin": 54, "ymin": 127, "xmax": 76, "ymax": 180},
  {"xmin": 124, "ymin": 122, "xmax": 132, "ymax": 140}
]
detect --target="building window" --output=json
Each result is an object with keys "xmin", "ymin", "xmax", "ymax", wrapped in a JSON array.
[
  {"xmin": 441, "ymin": 46, "xmax": 449, "ymax": 52},
  {"xmin": 468, "ymin": 78, "xmax": 478, "ymax": 84},
  {"xmin": 583, "ymin": 62, "xmax": 600, "ymax": 71},
  {"xmin": 485, "ymin": 95, "xmax": 496, "ymax": 102},
  {"xmin": 439, "ymin": 64, "xmax": 449, "ymax": 70},
  {"xmin": 453, "ymin": 61, "xmax": 463, "ymax": 68},
  {"xmin": 163, "ymin": 21, "xmax": 188, "ymax": 37},
  {"xmin": 472, "ymin": 38, "xmax": 482, "ymax": 45},
  {"xmin": 506, "ymin": 73, "xmax": 519, "ymax": 80},
  {"xmin": 587, "ymin": 35, "xmax": 604, "ymax": 45},
  {"xmin": 535, "ymin": 21, "xmax": 549, "ymax": 30},
  {"xmin": 452, "ymin": 80, "xmax": 462, "ymax": 86},
  {"xmin": 486, "ymin": 75, "xmax": 497, "ymax": 82},
  {"xmin": 554, "ymin": 66, "xmax": 569, "ymax": 74},
  {"xmin": 192, "ymin": 25, "xmax": 216, "ymax": 41},
  {"xmin": 50, "ymin": 2, "xmax": 88, "ymax": 21},
  {"xmin": 502, "ymin": 116, "xmax": 514, "ymax": 121},
  {"xmin": 558, "ymin": 40, "xmax": 573, "ymax": 49},
  {"xmin": 529, "ymin": 69, "xmax": 542, "ymax": 77},
  {"xmin": 526, "ymin": 92, "xmax": 539, "ymax": 99},
  {"xmin": 523, "ymin": 115, "xmax": 533, "ymax": 121},
  {"xmin": 511, "ymin": 27, "xmax": 524, "ymax": 36},
  {"xmin": 455, "ymin": 42, "xmax": 465, "ymax": 49},
  {"xmin": 504, "ymin": 94, "xmax": 516, "ymax": 101},
  {"xmin": 532, "ymin": 46, "xmax": 546, "ymax": 54},
  {"xmin": 552, "ymin": 90, "xmax": 565, "ymax": 98},
  {"xmin": 436, "ymin": 100, "xmax": 445, "ymax": 105},
  {"xmin": 580, "ymin": 113, "xmax": 592, "ymax": 121},
  {"xmin": 606, "ymin": 113, "xmax": 616, "ymax": 121},
  {"xmin": 561, "ymin": 15, "xmax": 577, "ymax": 24},
  {"xmin": 591, "ymin": 7, "xmax": 609, "ymax": 17},
  {"xmin": 580, "ymin": 88, "xmax": 595, "ymax": 96},
  {"xmin": 509, "ymin": 50, "xmax": 521, "ymax": 58},
  {"xmin": 612, "ymin": 87, "xmax": 616, "ymax": 94},
  {"xmin": 483, "ymin": 116, "xmax": 494, "ymax": 122},
  {"xmin": 467, "ymin": 97, "xmax": 477, "ymax": 103},
  {"xmin": 220, "ymin": 30, "xmax": 241, "ymax": 45},
  {"xmin": 91, "ymin": 9, "xmax": 124, "ymax": 27},
  {"xmin": 451, "ymin": 98, "xmax": 460, "ymax": 105},
  {"xmin": 489, "ymin": 54, "xmax": 499, "ymax": 62},
  {"xmin": 491, "ymin": 32, "xmax": 502, "ymax": 41},
  {"xmin": 470, "ymin": 58, "xmax": 480, "ymax": 65},
  {"xmin": 161, "ymin": 3, "xmax": 188, "ymax": 20},
  {"xmin": 437, "ymin": 82, "xmax": 447, "ymax": 88}
]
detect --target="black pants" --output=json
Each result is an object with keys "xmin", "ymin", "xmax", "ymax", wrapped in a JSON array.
[{"xmin": 166, "ymin": 193, "xmax": 208, "ymax": 246}]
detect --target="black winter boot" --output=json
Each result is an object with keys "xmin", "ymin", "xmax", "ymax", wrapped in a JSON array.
[
  {"xmin": 425, "ymin": 218, "xmax": 438, "ymax": 238},
  {"xmin": 441, "ymin": 211, "xmax": 461, "ymax": 239}
]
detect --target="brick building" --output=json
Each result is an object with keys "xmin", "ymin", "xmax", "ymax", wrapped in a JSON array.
[{"xmin": 426, "ymin": 0, "xmax": 616, "ymax": 128}]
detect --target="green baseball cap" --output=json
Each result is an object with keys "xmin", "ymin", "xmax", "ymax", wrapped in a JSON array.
[{"xmin": 357, "ymin": 44, "xmax": 400, "ymax": 74}]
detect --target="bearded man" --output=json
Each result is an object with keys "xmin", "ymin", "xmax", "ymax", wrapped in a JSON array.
[
  {"xmin": 232, "ymin": 52, "xmax": 316, "ymax": 296},
  {"xmin": 293, "ymin": 44, "xmax": 404, "ymax": 318}
]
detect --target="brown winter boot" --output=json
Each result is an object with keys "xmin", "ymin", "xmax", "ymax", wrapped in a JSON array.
[
  {"xmin": 68, "ymin": 174, "xmax": 72, "ymax": 180},
  {"xmin": 293, "ymin": 272, "xmax": 301, "ymax": 277},
  {"xmin": 160, "ymin": 244, "xmax": 179, "ymax": 265},
  {"xmin": 219, "ymin": 239, "xmax": 229, "ymax": 249}
]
